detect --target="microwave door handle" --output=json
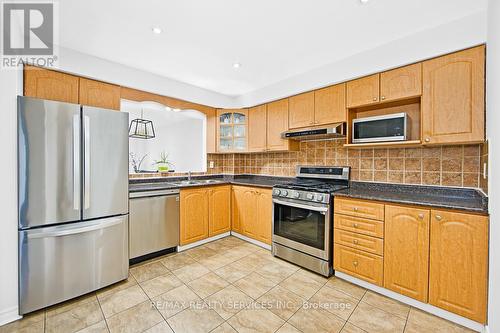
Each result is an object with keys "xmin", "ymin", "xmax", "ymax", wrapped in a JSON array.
[{"xmin": 272, "ymin": 199, "xmax": 329, "ymax": 213}]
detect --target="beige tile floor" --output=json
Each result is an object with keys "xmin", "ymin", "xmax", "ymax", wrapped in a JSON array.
[{"xmin": 0, "ymin": 236, "xmax": 475, "ymax": 333}]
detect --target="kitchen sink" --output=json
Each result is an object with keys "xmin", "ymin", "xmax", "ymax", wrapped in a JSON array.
[{"xmin": 170, "ymin": 179, "xmax": 223, "ymax": 186}]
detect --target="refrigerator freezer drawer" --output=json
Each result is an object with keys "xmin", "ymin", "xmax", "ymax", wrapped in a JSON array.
[{"xmin": 19, "ymin": 216, "xmax": 129, "ymax": 314}]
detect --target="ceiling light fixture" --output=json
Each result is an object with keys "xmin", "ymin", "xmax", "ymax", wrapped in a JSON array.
[
  {"xmin": 152, "ymin": 27, "xmax": 162, "ymax": 34},
  {"xmin": 232, "ymin": 62, "xmax": 241, "ymax": 69},
  {"xmin": 359, "ymin": 0, "xmax": 369, "ymax": 4}
]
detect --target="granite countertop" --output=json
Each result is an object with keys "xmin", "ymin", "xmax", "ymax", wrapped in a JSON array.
[
  {"xmin": 129, "ymin": 174, "xmax": 292, "ymax": 193},
  {"xmin": 129, "ymin": 175, "xmax": 488, "ymax": 214},
  {"xmin": 334, "ymin": 182, "xmax": 488, "ymax": 214}
]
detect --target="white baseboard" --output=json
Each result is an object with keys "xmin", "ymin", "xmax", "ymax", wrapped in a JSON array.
[
  {"xmin": 177, "ymin": 232, "xmax": 231, "ymax": 252},
  {"xmin": 335, "ymin": 272, "xmax": 486, "ymax": 333},
  {"xmin": 0, "ymin": 306, "xmax": 21, "ymax": 327},
  {"xmin": 230, "ymin": 231, "xmax": 272, "ymax": 250}
]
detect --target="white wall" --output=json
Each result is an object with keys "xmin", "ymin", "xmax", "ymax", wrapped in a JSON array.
[
  {"xmin": 236, "ymin": 11, "xmax": 487, "ymax": 107},
  {"xmin": 0, "ymin": 69, "xmax": 21, "ymax": 325},
  {"xmin": 487, "ymin": 1, "xmax": 500, "ymax": 332}
]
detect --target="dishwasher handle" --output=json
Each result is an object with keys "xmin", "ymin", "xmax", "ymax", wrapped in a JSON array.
[{"xmin": 129, "ymin": 189, "xmax": 180, "ymax": 198}]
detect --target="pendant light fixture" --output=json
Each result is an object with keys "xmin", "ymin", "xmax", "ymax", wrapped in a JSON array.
[{"xmin": 129, "ymin": 108, "xmax": 156, "ymax": 139}]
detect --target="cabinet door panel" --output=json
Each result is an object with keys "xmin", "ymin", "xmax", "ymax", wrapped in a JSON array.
[
  {"xmin": 209, "ymin": 186, "xmax": 231, "ymax": 236},
  {"xmin": 346, "ymin": 74, "xmax": 380, "ymax": 108},
  {"xmin": 241, "ymin": 189, "xmax": 257, "ymax": 238},
  {"xmin": 24, "ymin": 65, "xmax": 79, "ymax": 104},
  {"xmin": 314, "ymin": 83, "xmax": 346, "ymax": 125},
  {"xmin": 380, "ymin": 63, "xmax": 422, "ymax": 102},
  {"xmin": 334, "ymin": 244, "xmax": 383, "ymax": 286},
  {"xmin": 256, "ymin": 189, "xmax": 272, "ymax": 245},
  {"xmin": 289, "ymin": 91, "xmax": 315, "ymax": 129},
  {"xmin": 334, "ymin": 214, "xmax": 384, "ymax": 238},
  {"xmin": 429, "ymin": 210, "xmax": 488, "ymax": 323},
  {"xmin": 422, "ymin": 46, "xmax": 485, "ymax": 144},
  {"xmin": 79, "ymin": 78, "xmax": 121, "ymax": 110},
  {"xmin": 334, "ymin": 229, "xmax": 383, "ymax": 255},
  {"xmin": 267, "ymin": 99, "xmax": 297, "ymax": 151},
  {"xmin": 335, "ymin": 198, "xmax": 385, "ymax": 221},
  {"xmin": 180, "ymin": 188, "xmax": 209, "ymax": 245},
  {"xmin": 384, "ymin": 205, "xmax": 429, "ymax": 302},
  {"xmin": 231, "ymin": 187, "xmax": 243, "ymax": 233},
  {"xmin": 248, "ymin": 105, "xmax": 267, "ymax": 152}
]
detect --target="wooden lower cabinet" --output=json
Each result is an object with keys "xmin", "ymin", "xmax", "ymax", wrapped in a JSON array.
[
  {"xmin": 334, "ymin": 244, "xmax": 384, "ymax": 286},
  {"xmin": 180, "ymin": 185, "xmax": 231, "ymax": 245},
  {"xmin": 429, "ymin": 210, "xmax": 489, "ymax": 323},
  {"xmin": 231, "ymin": 186, "xmax": 272, "ymax": 245},
  {"xmin": 208, "ymin": 186, "xmax": 231, "ymax": 237},
  {"xmin": 384, "ymin": 205, "xmax": 430, "ymax": 302},
  {"xmin": 180, "ymin": 188, "xmax": 209, "ymax": 245}
]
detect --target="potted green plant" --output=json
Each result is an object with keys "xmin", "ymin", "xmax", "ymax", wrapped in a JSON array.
[{"xmin": 153, "ymin": 151, "xmax": 174, "ymax": 172}]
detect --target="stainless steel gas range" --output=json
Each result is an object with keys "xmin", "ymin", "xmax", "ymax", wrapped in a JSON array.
[{"xmin": 272, "ymin": 166, "xmax": 350, "ymax": 277}]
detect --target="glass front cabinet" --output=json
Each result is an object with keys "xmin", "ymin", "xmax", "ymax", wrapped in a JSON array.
[{"xmin": 217, "ymin": 109, "xmax": 248, "ymax": 152}]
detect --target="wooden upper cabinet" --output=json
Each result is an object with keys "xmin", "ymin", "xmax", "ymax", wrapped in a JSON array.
[
  {"xmin": 79, "ymin": 78, "xmax": 121, "ymax": 110},
  {"xmin": 429, "ymin": 210, "xmax": 488, "ymax": 323},
  {"xmin": 208, "ymin": 186, "xmax": 231, "ymax": 237},
  {"xmin": 347, "ymin": 74, "xmax": 380, "ymax": 108},
  {"xmin": 289, "ymin": 91, "xmax": 315, "ymax": 129},
  {"xmin": 314, "ymin": 83, "xmax": 346, "ymax": 125},
  {"xmin": 180, "ymin": 188, "xmax": 209, "ymax": 245},
  {"xmin": 206, "ymin": 108, "xmax": 217, "ymax": 154},
  {"xmin": 24, "ymin": 65, "xmax": 79, "ymax": 104},
  {"xmin": 384, "ymin": 205, "xmax": 430, "ymax": 302},
  {"xmin": 248, "ymin": 105, "xmax": 267, "ymax": 152},
  {"xmin": 380, "ymin": 63, "xmax": 422, "ymax": 102},
  {"xmin": 422, "ymin": 46, "xmax": 485, "ymax": 145},
  {"xmin": 266, "ymin": 99, "xmax": 298, "ymax": 151}
]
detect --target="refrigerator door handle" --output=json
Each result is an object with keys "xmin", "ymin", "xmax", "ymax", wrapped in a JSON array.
[
  {"xmin": 73, "ymin": 114, "xmax": 80, "ymax": 210},
  {"xmin": 27, "ymin": 217, "xmax": 124, "ymax": 239},
  {"xmin": 84, "ymin": 115, "xmax": 90, "ymax": 209}
]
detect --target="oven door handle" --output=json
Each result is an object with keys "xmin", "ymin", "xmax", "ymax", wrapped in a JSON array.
[{"xmin": 273, "ymin": 199, "xmax": 329, "ymax": 213}]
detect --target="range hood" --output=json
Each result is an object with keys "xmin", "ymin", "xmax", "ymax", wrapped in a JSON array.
[{"xmin": 281, "ymin": 122, "xmax": 346, "ymax": 140}]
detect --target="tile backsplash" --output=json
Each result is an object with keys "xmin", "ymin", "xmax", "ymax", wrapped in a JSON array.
[{"xmin": 131, "ymin": 139, "xmax": 488, "ymax": 194}]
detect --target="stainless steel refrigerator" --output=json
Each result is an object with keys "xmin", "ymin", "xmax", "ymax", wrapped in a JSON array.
[{"xmin": 18, "ymin": 96, "xmax": 129, "ymax": 314}]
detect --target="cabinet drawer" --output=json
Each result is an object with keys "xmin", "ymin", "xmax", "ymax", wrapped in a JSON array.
[
  {"xmin": 334, "ymin": 244, "xmax": 383, "ymax": 286},
  {"xmin": 334, "ymin": 214, "xmax": 384, "ymax": 238},
  {"xmin": 334, "ymin": 198, "xmax": 384, "ymax": 221},
  {"xmin": 334, "ymin": 229, "xmax": 384, "ymax": 255}
]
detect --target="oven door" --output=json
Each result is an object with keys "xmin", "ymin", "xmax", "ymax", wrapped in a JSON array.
[{"xmin": 272, "ymin": 198, "xmax": 331, "ymax": 260}]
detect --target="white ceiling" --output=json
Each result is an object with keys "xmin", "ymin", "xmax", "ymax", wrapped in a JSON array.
[{"xmin": 59, "ymin": 0, "xmax": 487, "ymax": 98}]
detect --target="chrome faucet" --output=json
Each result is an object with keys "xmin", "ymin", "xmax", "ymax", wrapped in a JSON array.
[{"xmin": 188, "ymin": 171, "xmax": 192, "ymax": 181}]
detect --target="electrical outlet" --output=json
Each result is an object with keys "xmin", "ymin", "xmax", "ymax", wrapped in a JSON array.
[{"xmin": 209, "ymin": 161, "xmax": 215, "ymax": 169}]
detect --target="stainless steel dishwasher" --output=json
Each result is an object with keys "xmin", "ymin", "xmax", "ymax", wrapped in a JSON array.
[{"xmin": 129, "ymin": 189, "xmax": 180, "ymax": 261}]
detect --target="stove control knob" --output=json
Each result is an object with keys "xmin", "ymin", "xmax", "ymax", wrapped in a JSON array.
[
  {"xmin": 282, "ymin": 190, "xmax": 289, "ymax": 197},
  {"xmin": 316, "ymin": 194, "xmax": 324, "ymax": 202},
  {"xmin": 294, "ymin": 192, "xmax": 300, "ymax": 199},
  {"xmin": 274, "ymin": 189, "xmax": 281, "ymax": 196},
  {"xmin": 306, "ymin": 193, "xmax": 314, "ymax": 200}
]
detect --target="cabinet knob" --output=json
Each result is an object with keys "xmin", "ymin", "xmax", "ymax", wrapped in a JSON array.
[
  {"xmin": 425, "ymin": 138, "xmax": 430, "ymax": 143},
  {"xmin": 435, "ymin": 215, "xmax": 442, "ymax": 221},
  {"xmin": 373, "ymin": 97, "xmax": 378, "ymax": 101},
  {"xmin": 353, "ymin": 223, "xmax": 359, "ymax": 228},
  {"xmin": 418, "ymin": 213, "xmax": 424, "ymax": 220},
  {"xmin": 381, "ymin": 96, "xmax": 385, "ymax": 100},
  {"xmin": 353, "ymin": 207, "xmax": 359, "ymax": 211},
  {"xmin": 353, "ymin": 239, "xmax": 359, "ymax": 244},
  {"xmin": 353, "ymin": 261, "xmax": 358, "ymax": 267}
]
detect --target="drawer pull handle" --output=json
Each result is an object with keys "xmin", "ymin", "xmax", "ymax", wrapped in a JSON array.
[
  {"xmin": 353, "ymin": 239, "xmax": 359, "ymax": 244},
  {"xmin": 353, "ymin": 261, "xmax": 358, "ymax": 267},
  {"xmin": 418, "ymin": 213, "xmax": 424, "ymax": 220},
  {"xmin": 435, "ymin": 215, "xmax": 442, "ymax": 221},
  {"xmin": 353, "ymin": 223, "xmax": 359, "ymax": 228}
]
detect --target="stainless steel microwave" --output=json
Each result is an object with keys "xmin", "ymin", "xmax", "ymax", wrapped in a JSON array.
[{"xmin": 352, "ymin": 113, "xmax": 407, "ymax": 143}]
